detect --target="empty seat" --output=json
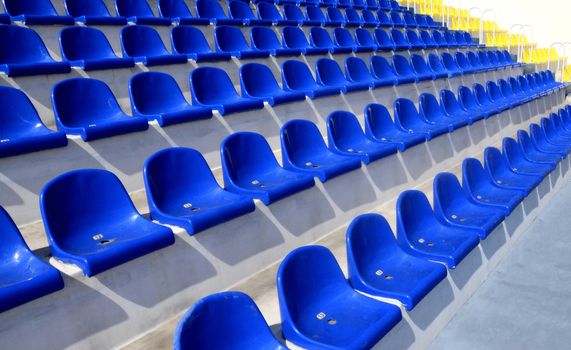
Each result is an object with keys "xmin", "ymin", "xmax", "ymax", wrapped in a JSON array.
[
  {"xmin": 327, "ymin": 111, "xmax": 398, "ymax": 164},
  {"xmin": 130, "ymin": 72, "xmax": 212, "ymax": 127},
  {"xmin": 0, "ymin": 206, "xmax": 64, "ymax": 313},
  {"xmin": 365, "ymin": 103, "xmax": 426, "ymax": 151},
  {"xmin": 258, "ymin": 2, "xmax": 296, "ymax": 25},
  {"xmin": 355, "ymin": 28, "xmax": 377, "ymax": 52},
  {"xmin": 215, "ymin": 26, "xmax": 270, "ymax": 59},
  {"xmin": 316, "ymin": 58, "xmax": 370, "ymax": 93},
  {"xmin": 325, "ymin": 7, "xmax": 346, "ymax": 26},
  {"xmin": 305, "ymin": 5, "xmax": 328, "ymax": 26},
  {"xmin": 362, "ymin": 9, "xmax": 379, "ymax": 27},
  {"xmin": 52, "ymin": 78, "xmax": 149, "ymax": 141},
  {"xmin": 390, "ymin": 29, "xmax": 412, "ymax": 50},
  {"xmin": 517, "ymin": 130, "xmax": 562, "ymax": 166},
  {"xmin": 277, "ymin": 245, "xmax": 402, "ymax": 349},
  {"xmin": 486, "ymin": 81, "xmax": 514, "ymax": 109},
  {"xmin": 540, "ymin": 117, "xmax": 571, "ymax": 149},
  {"xmin": 251, "ymin": 26, "xmax": 300, "ymax": 57},
  {"xmin": 441, "ymin": 52, "xmax": 463, "ymax": 77},
  {"xmin": 282, "ymin": 60, "xmax": 341, "ymax": 98},
  {"xmin": 158, "ymin": 0, "xmax": 210, "ymax": 25},
  {"xmin": 195, "ymin": 0, "xmax": 242, "ymax": 25},
  {"xmin": 282, "ymin": 26, "xmax": 328, "ymax": 55},
  {"xmin": 345, "ymin": 8, "xmax": 364, "ymax": 27},
  {"xmin": 443, "ymin": 31, "xmax": 459, "ymax": 48},
  {"xmin": 457, "ymin": 86, "xmax": 496, "ymax": 119},
  {"xmin": 115, "ymin": 0, "xmax": 171, "ymax": 25},
  {"xmin": 190, "ymin": 67, "xmax": 264, "ymax": 115},
  {"xmin": 419, "ymin": 30, "xmax": 438, "ymax": 48},
  {"xmin": 415, "ymin": 14, "xmax": 429, "ymax": 28},
  {"xmin": 65, "ymin": 0, "xmax": 126, "ymax": 25},
  {"xmin": 396, "ymin": 190, "xmax": 481, "ymax": 268},
  {"xmin": 282, "ymin": 3, "xmax": 309, "ymax": 25},
  {"xmin": 60, "ymin": 27, "xmax": 135, "ymax": 71},
  {"xmin": 333, "ymin": 27, "xmax": 358, "ymax": 52},
  {"xmin": 281, "ymin": 119, "xmax": 362, "ymax": 181},
  {"xmin": 454, "ymin": 51, "xmax": 476, "ymax": 74},
  {"xmin": 503, "ymin": 137, "xmax": 553, "ymax": 178},
  {"xmin": 352, "ymin": 0, "xmax": 367, "ymax": 9},
  {"xmin": 0, "ymin": 86, "xmax": 68, "ymax": 158},
  {"xmin": 377, "ymin": 10, "xmax": 393, "ymax": 27},
  {"xmin": 4, "ymin": 0, "xmax": 74, "ymax": 24},
  {"xmin": 144, "ymin": 148, "xmax": 255, "ymax": 235},
  {"xmin": 427, "ymin": 53, "xmax": 449, "ymax": 78},
  {"xmin": 499, "ymin": 79, "xmax": 524, "ymax": 106},
  {"xmin": 311, "ymin": 27, "xmax": 351, "ymax": 54},
  {"xmin": 431, "ymin": 30, "xmax": 448, "ymax": 48},
  {"xmin": 175, "ymin": 292, "xmax": 287, "ymax": 350},
  {"xmin": 370, "ymin": 55, "xmax": 399, "ymax": 86},
  {"xmin": 393, "ymin": 98, "xmax": 448, "ymax": 140},
  {"xmin": 473, "ymin": 83, "xmax": 507, "ymax": 114},
  {"xmin": 529, "ymin": 123, "xmax": 568, "ymax": 158},
  {"xmin": 466, "ymin": 51, "xmax": 486, "ymax": 72},
  {"xmin": 241, "ymin": 62, "xmax": 306, "ymax": 105},
  {"xmin": 347, "ymin": 213, "xmax": 447, "ymax": 310},
  {"xmin": 221, "ymin": 132, "xmax": 315, "ymax": 205},
  {"xmin": 403, "ymin": 12, "xmax": 418, "ymax": 28},
  {"xmin": 418, "ymin": 93, "xmax": 465, "ymax": 131},
  {"xmin": 392, "ymin": 54, "xmax": 418, "ymax": 84},
  {"xmin": 121, "ymin": 25, "xmax": 188, "ymax": 66},
  {"xmin": 346, "ymin": 56, "xmax": 387, "ymax": 88},
  {"xmin": 171, "ymin": 26, "xmax": 231, "ymax": 62},
  {"xmin": 0, "ymin": 25, "xmax": 71, "ymax": 77},
  {"xmin": 229, "ymin": 0, "xmax": 268, "ymax": 26},
  {"xmin": 484, "ymin": 147, "xmax": 542, "ymax": 195},
  {"xmin": 389, "ymin": 11, "xmax": 405, "ymax": 27},
  {"xmin": 454, "ymin": 31, "xmax": 468, "ymax": 47},
  {"xmin": 374, "ymin": 29, "xmax": 397, "ymax": 51},
  {"xmin": 406, "ymin": 30, "xmax": 426, "ymax": 49},
  {"xmin": 440, "ymin": 89, "xmax": 483, "ymax": 124},
  {"xmin": 41, "ymin": 169, "xmax": 175, "ymax": 277},
  {"xmin": 410, "ymin": 54, "xmax": 436, "ymax": 81}
]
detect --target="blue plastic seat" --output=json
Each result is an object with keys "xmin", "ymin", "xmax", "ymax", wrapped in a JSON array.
[
  {"xmin": 228, "ymin": 0, "xmax": 268, "ymax": 25},
  {"xmin": 425, "ymin": 15, "xmax": 441, "ymax": 29},
  {"xmin": 443, "ymin": 31, "xmax": 459, "ymax": 48},
  {"xmin": 396, "ymin": 190, "xmax": 480, "ymax": 268},
  {"xmin": 487, "ymin": 51, "xmax": 503, "ymax": 69},
  {"xmin": 59, "ymin": 27, "xmax": 135, "ymax": 71},
  {"xmin": 240, "ymin": 62, "xmax": 306, "ymax": 106},
  {"xmin": 0, "ymin": 25, "xmax": 71, "ymax": 77},
  {"xmin": 190, "ymin": 67, "xmax": 264, "ymax": 115},
  {"xmin": 175, "ymin": 291, "xmax": 287, "ymax": 350},
  {"xmin": 215, "ymin": 26, "xmax": 270, "ymax": 59},
  {"xmin": 347, "ymin": 213, "xmax": 447, "ymax": 310},
  {"xmin": 374, "ymin": 29, "xmax": 397, "ymax": 51},
  {"xmin": 529, "ymin": 123, "xmax": 569, "ymax": 158},
  {"xmin": 0, "ymin": 206, "xmax": 64, "ymax": 313},
  {"xmin": 121, "ymin": 25, "xmax": 188, "ymax": 66},
  {"xmin": 440, "ymin": 89, "xmax": 484, "ymax": 124},
  {"xmin": 410, "ymin": 54, "xmax": 436, "ymax": 81},
  {"xmin": 540, "ymin": 117, "xmax": 571, "ymax": 148},
  {"xmin": 433, "ymin": 172, "xmax": 505, "ymax": 240},
  {"xmin": 500, "ymin": 78, "xmax": 527, "ymax": 106},
  {"xmin": 365, "ymin": 103, "xmax": 427, "ymax": 151},
  {"xmin": 403, "ymin": 12, "xmax": 418, "ymax": 28},
  {"xmin": 282, "ymin": 26, "xmax": 328, "ymax": 55},
  {"xmin": 390, "ymin": 29, "xmax": 412, "ymax": 50},
  {"xmin": 221, "ymin": 132, "xmax": 315, "ymax": 205},
  {"xmin": 130, "ymin": 72, "xmax": 212, "ymax": 127},
  {"xmin": 462, "ymin": 158, "xmax": 525, "ymax": 216},
  {"xmin": 257, "ymin": 2, "xmax": 297, "ymax": 25},
  {"xmin": 362, "ymin": 9, "xmax": 379, "ymax": 27},
  {"xmin": 327, "ymin": 111, "xmax": 398, "ymax": 164},
  {"xmin": 431, "ymin": 30, "xmax": 448, "ymax": 48},
  {"xmin": 41, "ymin": 169, "xmax": 175, "ymax": 277},
  {"xmin": 406, "ymin": 30, "xmax": 426, "ymax": 49},
  {"xmin": 251, "ymin": 26, "xmax": 301, "ymax": 57},
  {"xmin": 0, "ymin": 86, "xmax": 68, "ymax": 158},
  {"xmin": 352, "ymin": 0, "xmax": 367, "ymax": 9},
  {"xmin": 390, "ymin": 0, "xmax": 402, "ymax": 11},
  {"xmin": 392, "ymin": 54, "xmax": 418, "ymax": 84},
  {"xmin": 115, "ymin": 0, "xmax": 171, "ymax": 25},
  {"xmin": 346, "ymin": 56, "xmax": 387, "ymax": 88},
  {"xmin": 477, "ymin": 51, "xmax": 494, "ymax": 70},
  {"xmin": 345, "ymin": 8, "xmax": 364, "ymax": 26},
  {"xmin": 419, "ymin": 93, "xmax": 466, "ymax": 131},
  {"xmin": 517, "ymin": 130, "xmax": 562, "ymax": 166},
  {"xmin": 464, "ymin": 32, "xmax": 479, "ymax": 47},
  {"xmin": 316, "ymin": 58, "xmax": 370, "ymax": 93},
  {"xmin": 283, "ymin": 3, "xmax": 316, "ymax": 25},
  {"xmin": 420, "ymin": 31, "xmax": 438, "ymax": 48},
  {"xmin": 158, "ymin": 0, "xmax": 210, "ymax": 25},
  {"xmin": 454, "ymin": 31, "xmax": 468, "ymax": 47},
  {"xmin": 484, "ymin": 147, "xmax": 542, "ymax": 195},
  {"xmin": 473, "ymin": 83, "xmax": 507, "ymax": 114},
  {"xmin": 282, "ymin": 60, "xmax": 341, "ymax": 98},
  {"xmin": 394, "ymin": 98, "xmax": 448, "ymax": 140},
  {"xmin": 366, "ymin": 0, "xmax": 380, "ymax": 10},
  {"xmin": 427, "ymin": 53, "xmax": 449, "ymax": 78},
  {"xmin": 369, "ymin": 55, "xmax": 399, "ymax": 86},
  {"xmin": 415, "ymin": 14, "xmax": 430, "ymax": 28},
  {"xmin": 144, "ymin": 148, "xmax": 255, "ymax": 235},
  {"xmin": 377, "ymin": 10, "xmax": 393, "ymax": 27},
  {"xmin": 195, "ymin": 0, "xmax": 242, "ymax": 25},
  {"xmin": 310, "ymin": 27, "xmax": 351, "ymax": 54},
  {"xmin": 171, "ymin": 26, "xmax": 230, "ymax": 62},
  {"xmin": 333, "ymin": 27, "xmax": 358, "ymax": 52},
  {"xmin": 509, "ymin": 77, "xmax": 533, "ymax": 103},
  {"xmin": 281, "ymin": 119, "xmax": 362, "ymax": 181},
  {"xmin": 379, "ymin": 0, "xmax": 391, "ymax": 10},
  {"xmin": 441, "ymin": 52, "xmax": 463, "ymax": 77},
  {"xmin": 64, "ymin": 0, "xmax": 126, "ymax": 25},
  {"xmin": 277, "ymin": 245, "xmax": 402, "ymax": 350},
  {"xmin": 325, "ymin": 6, "xmax": 346, "ymax": 26},
  {"xmin": 454, "ymin": 51, "xmax": 476, "ymax": 73},
  {"xmin": 503, "ymin": 137, "xmax": 553, "ymax": 178},
  {"xmin": 305, "ymin": 5, "xmax": 328, "ymax": 26},
  {"xmin": 389, "ymin": 11, "xmax": 405, "ymax": 27},
  {"xmin": 3, "ymin": 0, "xmax": 74, "ymax": 24},
  {"xmin": 457, "ymin": 86, "xmax": 496, "ymax": 119},
  {"xmin": 466, "ymin": 51, "xmax": 486, "ymax": 72},
  {"xmin": 52, "ymin": 78, "xmax": 149, "ymax": 141},
  {"xmin": 486, "ymin": 81, "xmax": 514, "ymax": 109},
  {"xmin": 336, "ymin": 0, "xmax": 352, "ymax": 8},
  {"xmin": 355, "ymin": 28, "xmax": 378, "ymax": 51}
]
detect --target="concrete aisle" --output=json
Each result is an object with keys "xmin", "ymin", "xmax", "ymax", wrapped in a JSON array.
[{"xmin": 429, "ymin": 178, "xmax": 571, "ymax": 350}]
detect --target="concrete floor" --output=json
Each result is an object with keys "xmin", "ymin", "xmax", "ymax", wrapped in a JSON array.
[{"xmin": 429, "ymin": 177, "xmax": 571, "ymax": 350}]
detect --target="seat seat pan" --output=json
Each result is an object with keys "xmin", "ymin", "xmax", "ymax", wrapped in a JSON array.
[
  {"xmin": 441, "ymin": 203, "xmax": 505, "ymax": 239},
  {"xmin": 74, "ymin": 15, "xmax": 127, "ymax": 25},
  {"xmin": 333, "ymin": 138, "xmax": 398, "ymax": 164},
  {"xmin": 287, "ymin": 151, "xmax": 362, "ymax": 182},
  {"xmin": 58, "ymin": 112, "xmax": 149, "ymax": 141},
  {"xmin": 0, "ymin": 127, "xmax": 67, "ymax": 158}
]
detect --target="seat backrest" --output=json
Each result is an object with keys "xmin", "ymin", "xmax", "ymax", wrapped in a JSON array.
[
  {"xmin": 390, "ymin": 29, "xmax": 409, "ymax": 46},
  {"xmin": 250, "ymin": 26, "xmax": 282, "ymax": 51},
  {"xmin": 458, "ymin": 85, "xmax": 478, "ymax": 110},
  {"xmin": 0, "ymin": 25, "xmax": 55, "ymax": 64},
  {"xmin": 333, "ymin": 27, "xmax": 355, "ymax": 48},
  {"xmin": 499, "ymin": 79, "xmax": 515, "ymax": 98},
  {"xmin": 440, "ymin": 89, "xmax": 462, "ymax": 114},
  {"xmin": 484, "ymin": 146, "xmax": 510, "ymax": 176},
  {"xmin": 65, "ymin": 0, "xmax": 113, "ymax": 17},
  {"xmin": 362, "ymin": 9, "xmax": 377, "ymax": 24},
  {"xmin": 175, "ymin": 292, "xmax": 284, "ymax": 350},
  {"xmin": 502, "ymin": 136, "xmax": 524, "ymax": 164},
  {"xmin": 406, "ymin": 30, "xmax": 422, "ymax": 45},
  {"xmin": 60, "ymin": 26, "xmax": 116, "ymax": 61},
  {"xmin": 316, "ymin": 58, "xmax": 347, "ymax": 86},
  {"xmin": 415, "ymin": 14, "xmax": 428, "ymax": 26},
  {"xmin": 392, "ymin": 54, "xmax": 414, "ymax": 76},
  {"xmin": 355, "ymin": 28, "xmax": 375, "ymax": 47},
  {"xmin": 3, "ymin": 0, "xmax": 58, "ymax": 16},
  {"xmin": 158, "ymin": 0, "xmax": 192, "ymax": 18},
  {"xmin": 0, "ymin": 206, "xmax": 35, "ymax": 258},
  {"xmin": 427, "ymin": 53, "xmax": 446, "ymax": 73},
  {"xmin": 305, "ymin": 5, "xmax": 325, "ymax": 22},
  {"xmin": 473, "ymin": 83, "xmax": 492, "ymax": 105},
  {"xmin": 228, "ymin": 0, "xmax": 255, "ymax": 20},
  {"xmin": 327, "ymin": 110, "xmax": 366, "ymax": 146},
  {"xmin": 195, "ymin": 0, "xmax": 227, "ymax": 19},
  {"xmin": 282, "ymin": 26, "xmax": 310, "ymax": 49},
  {"xmin": 115, "ymin": 0, "xmax": 155, "ymax": 17},
  {"xmin": 454, "ymin": 31, "xmax": 467, "ymax": 45},
  {"xmin": 486, "ymin": 81, "xmax": 504, "ymax": 101},
  {"xmin": 455, "ymin": 51, "xmax": 470, "ymax": 68},
  {"xmin": 394, "ymin": 98, "xmax": 422, "ymax": 128},
  {"xmin": 419, "ymin": 93, "xmax": 442, "ymax": 119},
  {"xmin": 281, "ymin": 119, "xmax": 329, "ymax": 160},
  {"xmin": 466, "ymin": 51, "xmax": 481, "ymax": 67},
  {"xmin": 345, "ymin": 8, "xmax": 362, "ymax": 23},
  {"xmin": 130, "ymin": 71, "xmax": 188, "ymax": 115},
  {"xmin": 282, "ymin": 60, "xmax": 317, "ymax": 90},
  {"xmin": 441, "ymin": 52, "xmax": 459, "ymax": 70},
  {"xmin": 403, "ymin": 12, "xmax": 417, "ymax": 26},
  {"xmin": 283, "ymin": 3, "xmax": 304, "ymax": 22},
  {"xmin": 0, "ymin": 86, "xmax": 48, "ymax": 136},
  {"xmin": 52, "ymin": 78, "xmax": 125, "ymax": 126},
  {"xmin": 221, "ymin": 132, "xmax": 281, "ymax": 181},
  {"xmin": 396, "ymin": 189, "xmax": 438, "ymax": 239},
  {"xmin": 462, "ymin": 157, "xmax": 489, "ymax": 192},
  {"xmin": 374, "ymin": 29, "xmax": 395, "ymax": 48},
  {"xmin": 433, "ymin": 172, "xmax": 465, "ymax": 213},
  {"xmin": 326, "ymin": 6, "xmax": 344, "ymax": 23},
  {"xmin": 410, "ymin": 54, "xmax": 431, "ymax": 74},
  {"xmin": 215, "ymin": 25, "xmax": 250, "ymax": 52},
  {"xmin": 420, "ymin": 30, "xmax": 436, "ymax": 45},
  {"xmin": 390, "ymin": 11, "xmax": 404, "ymax": 25},
  {"xmin": 364, "ymin": 103, "xmax": 397, "ymax": 140},
  {"xmin": 190, "ymin": 67, "xmax": 241, "ymax": 104},
  {"xmin": 345, "ymin": 56, "xmax": 372, "ymax": 83},
  {"xmin": 443, "ymin": 31, "xmax": 458, "ymax": 45},
  {"xmin": 240, "ymin": 62, "xmax": 282, "ymax": 96},
  {"xmin": 516, "ymin": 130, "xmax": 536, "ymax": 156},
  {"xmin": 121, "ymin": 25, "xmax": 170, "ymax": 57},
  {"xmin": 171, "ymin": 25, "xmax": 213, "ymax": 55},
  {"xmin": 257, "ymin": 2, "xmax": 283, "ymax": 21},
  {"xmin": 464, "ymin": 32, "xmax": 474, "ymax": 44},
  {"xmin": 431, "ymin": 30, "xmax": 447, "ymax": 45},
  {"xmin": 377, "ymin": 10, "xmax": 392, "ymax": 25},
  {"xmin": 370, "ymin": 55, "xmax": 396, "ymax": 80},
  {"xmin": 310, "ymin": 26, "xmax": 334, "ymax": 49}
]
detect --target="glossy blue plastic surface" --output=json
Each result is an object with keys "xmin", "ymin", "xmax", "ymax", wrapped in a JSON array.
[
  {"xmin": 390, "ymin": 11, "xmax": 405, "ymax": 27},
  {"xmin": 52, "ymin": 78, "xmax": 149, "ymax": 141},
  {"xmin": 345, "ymin": 56, "xmax": 385, "ymax": 88},
  {"xmin": 130, "ymin": 72, "xmax": 212, "ymax": 126},
  {"xmin": 310, "ymin": 27, "xmax": 350, "ymax": 54},
  {"xmin": 466, "ymin": 51, "xmax": 486, "ymax": 72},
  {"xmin": 477, "ymin": 51, "xmax": 494, "ymax": 70},
  {"xmin": 403, "ymin": 12, "xmax": 418, "ymax": 28},
  {"xmin": 282, "ymin": 59, "xmax": 341, "ymax": 98},
  {"xmin": 327, "ymin": 110, "xmax": 398, "ymax": 164},
  {"xmin": 433, "ymin": 172, "xmax": 505, "ymax": 240},
  {"xmin": 229, "ymin": 0, "xmax": 266, "ymax": 25},
  {"xmin": 454, "ymin": 31, "xmax": 468, "ymax": 47},
  {"xmin": 454, "ymin": 51, "xmax": 475, "ymax": 73},
  {"xmin": 529, "ymin": 123, "xmax": 569, "ymax": 158},
  {"xmin": 416, "ymin": 14, "xmax": 430, "ymax": 28},
  {"xmin": 462, "ymin": 158, "xmax": 524, "ymax": 216},
  {"xmin": 365, "ymin": 103, "xmax": 426, "ymax": 151},
  {"xmin": 517, "ymin": 130, "xmax": 562, "ymax": 166},
  {"xmin": 333, "ymin": 28, "xmax": 358, "ymax": 52},
  {"xmin": 390, "ymin": 29, "xmax": 412, "ymax": 50},
  {"xmin": 315, "ymin": 58, "xmax": 370, "ymax": 93},
  {"xmin": 40, "ymin": 169, "xmax": 175, "ymax": 277},
  {"xmin": 158, "ymin": 0, "xmax": 210, "ymax": 25},
  {"xmin": 419, "ymin": 93, "xmax": 465, "ymax": 131},
  {"xmin": 195, "ymin": 0, "xmax": 242, "ymax": 25},
  {"xmin": 0, "ymin": 25, "xmax": 71, "ymax": 77},
  {"xmin": 362, "ymin": 9, "xmax": 379, "ymax": 27},
  {"xmin": 503, "ymin": 137, "xmax": 554, "ymax": 178},
  {"xmin": 241, "ymin": 62, "xmax": 306, "ymax": 105},
  {"xmin": 59, "ymin": 27, "xmax": 135, "ymax": 71},
  {"xmin": 377, "ymin": 10, "xmax": 393, "ymax": 27},
  {"xmin": 3, "ymin": 0, "xmax": 74, "ymax": 24},
  {"xmin": 281, "ymin": 119, "xmax": 362, "ymax": 181},
  {"xmin": 431, "ymin": 30, "xmax": 448, "ymax": 48},
  {"xmin": 258, "ymin": 2, "xmax": 297, "ymax": 25},
  {"xmin": 121, "ymin": 25, "xmax": 187, "ymax": 66},
  {"xmin": 443, "ymin": 31, "xmax": 459, "ymax": 47},
  {"xmin": 540, "ymin": 117, "xmax": 571, "ymax": 148},
  {"xmin": 190, "ymin": 66, "xmax": 264, "ymax": 115},
  {"xmin": 355, "ymin": 28, "xmax": 377, "ymax": 51},
  {"xmin": 171, "ymin": 26, "xmax": 230, "ymax": 62},
  {"xmin": 440, "ymin": 89, "xmax": 483, "ymax": 124},
  {"xmin": 215, "ymin": 25, "xmax": 269, "ymax": 59},
  {"xmin": 221, "ymin": 132, "xmax": 315, "ymax": 205},
  {"xmin": 0, "ymin": 206, "xmax": 64, "ymax": 313},
  {"xmin": 484, "ymin": 147, "xmax": 542, "ymax": 195},
  {"xmin": 65, "ymin": 0, "xmax": 127, "ymax": 25},
  {"xmin": 428, "ymin": 53, "xmax": 449, "ymax": 78},
  {"xmin": 305, "ymin": 6, "xmax": 328, "ymax": 26},
  {"xmin": 282, "ymin": 26, "xmax": 328, "ymax": 55},
  {"xmin": 371, "ymin": 29, "xmax": 393, "ymax": 51},
  {"xmin": 277, "ymin": 245, "xmax": 402, "ymax": 350},
  {"xmin": 393, "ymin": 98, "xmax": 448, "ymax": 140},
  {"xmin": 406, "ymin": 30, "xmax": 426, "ymax": 50},
  {"xmin": 283, "ymin": 3, "xmax": 312, "ymax": 26},
  {"xmin": 346, "ymin": 213, "xmax": 447, "ymax": 310},
  {"xmin": 410, "ymin": 54, "xmax": 435, "ymax": 81},
  {"xmin": 251, "ymin": 26, "xmax": 301, "ymax": 56},
  {"xmin": 498, "ymin": 79, "xmax": 523, "ymax": 106},
  {"xmin": 0, "ymin": 86, "xmax": 67, "ymax": 158},
  {"xmin": 115, "ymin": 0, "xmax": 171, "ymax": 25},
  {"xmin": 392, "ymin": 54, "xmax": 418, "ymax": 84},
  {"xmin": 174, "ymin": 291, "xmax": 286, "ymax": 350},
  {"xmin": 473, "ymin": 83, "xmax": 507, "ymax": 114},
  {"xmin": 457, "ymin": 85, "xmax": 496, "ymax": 118},
  {"xmin": 396, "ymin": 190, "xmax": 481, "ymax": 268},
  {"xmin": 144, "ymin": 147, "xmax": 255, "ymax": 235},
  {"xmin": 441, "ymin": 52, "xmax": 462, "ymax": 77},
  {"xmin": 325, "ymin": 7, "xmax": 345, "ymax": 26},
  {"xmin": 345, "ymin": 8, "xmax": 364, "ymax": 27}
]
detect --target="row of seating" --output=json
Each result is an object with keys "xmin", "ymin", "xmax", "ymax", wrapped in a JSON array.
[
  {"xmin": 0, "ymin": 80, "xmax": 564, "ymax": 312},
  {"xmin": 173, "ymin": 106, "xmax": 571, "ymax": 348},
  {"xmin": 0, "ymin": 0, "xmax": 408, "ymax": 26}
]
